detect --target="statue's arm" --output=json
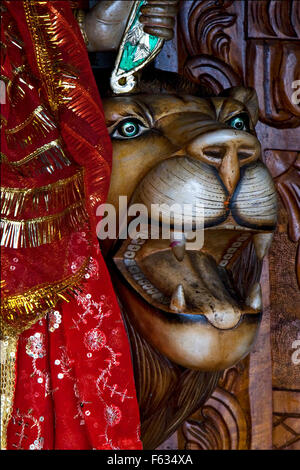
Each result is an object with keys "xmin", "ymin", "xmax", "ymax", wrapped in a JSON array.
[{"xmin": 84, "ymin": 0, "xmax": 179, "ymax": 52}]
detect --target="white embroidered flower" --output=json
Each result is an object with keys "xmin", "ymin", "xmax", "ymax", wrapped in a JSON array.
[
  {"xmin": 105, "ymin": 405, "xmax": 122, "ymax": 427},
  {"xmin": 84, "ymin": 328, "xmax": 106, "ymax": 351},
  {"xmin": 26, "ymin": 333, "xmax": 46, "ymax": 359}
]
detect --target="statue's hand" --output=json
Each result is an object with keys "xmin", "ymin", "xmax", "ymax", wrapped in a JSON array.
[
  {"xmin": 84, "ymin": 0, "xmax": 179, "ymax": 52},
  {"xmin": 140, "ymin": 0, "xmax": 180, "ymax": 41}
]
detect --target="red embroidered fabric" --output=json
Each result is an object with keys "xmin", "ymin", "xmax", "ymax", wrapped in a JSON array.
[
  {"xmin": 7, "ymin": 245, "xmax": 142, "ymax": 450},
  {"xmin": 1, "ymin": 0, "xmax": 142, "ymax": 450}
]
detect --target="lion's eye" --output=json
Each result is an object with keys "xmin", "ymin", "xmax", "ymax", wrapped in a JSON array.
[
  {"xmin": 227, "ymin": 114, "xmax": 250, "ymax": 132},
  {"xmin": 111, "ymin": 119, "xmax": 148, "ymax": 139}
]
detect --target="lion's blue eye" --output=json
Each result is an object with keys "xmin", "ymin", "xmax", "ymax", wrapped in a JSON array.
[
  {"xmin": 120, "ymin": 121, "xmax": 139, "ymax": 137},
  {"xmin": 112, "ymin": 119, "xmax": 148, "ymax": 139},
  {"xmin": 227, "ymin": 114, "xmax": 250, "ymax": 132}
]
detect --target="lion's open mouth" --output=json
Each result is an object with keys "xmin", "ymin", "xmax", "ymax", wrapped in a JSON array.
[
  {"xmin": 113, "ymin": 226, "xmax": 273, "ymax": 330},
  {"xmin": 111, "ymin": 156, "xmax": 276, "ymax": 332}
]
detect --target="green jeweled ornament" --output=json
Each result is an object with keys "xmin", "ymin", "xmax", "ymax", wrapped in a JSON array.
[{"xmin": 110, "ymin": 1, "xmax": 164, "ymax": 94}]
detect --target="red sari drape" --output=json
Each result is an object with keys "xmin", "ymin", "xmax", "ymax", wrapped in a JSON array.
[{"xmin": 1, "ymin": 0, "xmax": 142, "ymax": 450}]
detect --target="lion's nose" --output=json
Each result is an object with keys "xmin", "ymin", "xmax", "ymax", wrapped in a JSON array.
[{"xmin": 186, "ymin": 129, "xmax": 260, "ymax": 195}]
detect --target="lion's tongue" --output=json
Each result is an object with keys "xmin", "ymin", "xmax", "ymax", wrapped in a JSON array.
[{"xmin": 140, "ymin": 249, "xmax": 242, "ymax": 329}]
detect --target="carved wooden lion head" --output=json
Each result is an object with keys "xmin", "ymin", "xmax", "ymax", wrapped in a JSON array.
[{"xmin": 99, "ymin": 70, "xmax": 277, "ymax": 448}]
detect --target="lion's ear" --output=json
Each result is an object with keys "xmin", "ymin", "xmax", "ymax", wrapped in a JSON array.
[{"xmin": 221, "ymin": 86, "xmax": 259, "ymax": 126}]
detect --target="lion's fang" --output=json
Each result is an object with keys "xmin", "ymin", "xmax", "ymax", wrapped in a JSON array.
[
  {"xmin": 253, "ymin": 232, "xmax": 273, "ymax": 260},
  {"xmin": 245, "ymin": 282, "xmax": 262, "ymax": 311},
  {"xmin": 170, "ymin": 284, "xmax": 186, "ymax": 313}
]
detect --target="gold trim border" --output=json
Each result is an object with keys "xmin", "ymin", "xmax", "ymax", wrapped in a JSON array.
[
  {"xmin": 6, "ymin": 140, "xmax": 68, "ymax": 168},
  {"xmin": 0, "ymin": 336, "xmax": 18, "ymax": 450},
  {"xmin": 1, "ymin": 198, "xmax": 88, "ymax": 248},
  {"xmin": 5, "ymin": 105, "xmax": 56, "ymax": 135},
  {"xmin": 1, "ymin": 168, "xmax": 85, "ymax": 217},
  {"xmin": 1, "ymin": 255, "xmax": 91, "ymax": 338}
]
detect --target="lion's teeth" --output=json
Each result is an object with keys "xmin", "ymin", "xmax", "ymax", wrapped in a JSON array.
[
  {"xmin": 245, "ymin": 282, "xmax": 262, "ymax": 310},
  {"xmin": 170, "ymin": 284, "xmax": 186, "ymax": 312},
  {"xmin": 170, "ymin": 232, "xmax": 186, "ymax": 262},
  {"xmin": 253, "ymin": 233, "xmax": 273, "ymax": 260}
]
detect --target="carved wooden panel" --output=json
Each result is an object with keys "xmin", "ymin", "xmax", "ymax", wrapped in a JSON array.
[
  {"xmin": 246, "ymin": 2, "xmax": 300, "ymax": 129},
  {"xmin": 273, "ymin": 390, "xmax": 300, "ymax": 450},
  {"xmin": 179, "ymin": 0, "xmax": 242, "ymax": 93},
  {"xmin": 178, "ymin": 361, "xmax": 251, "ymax": 450}
]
